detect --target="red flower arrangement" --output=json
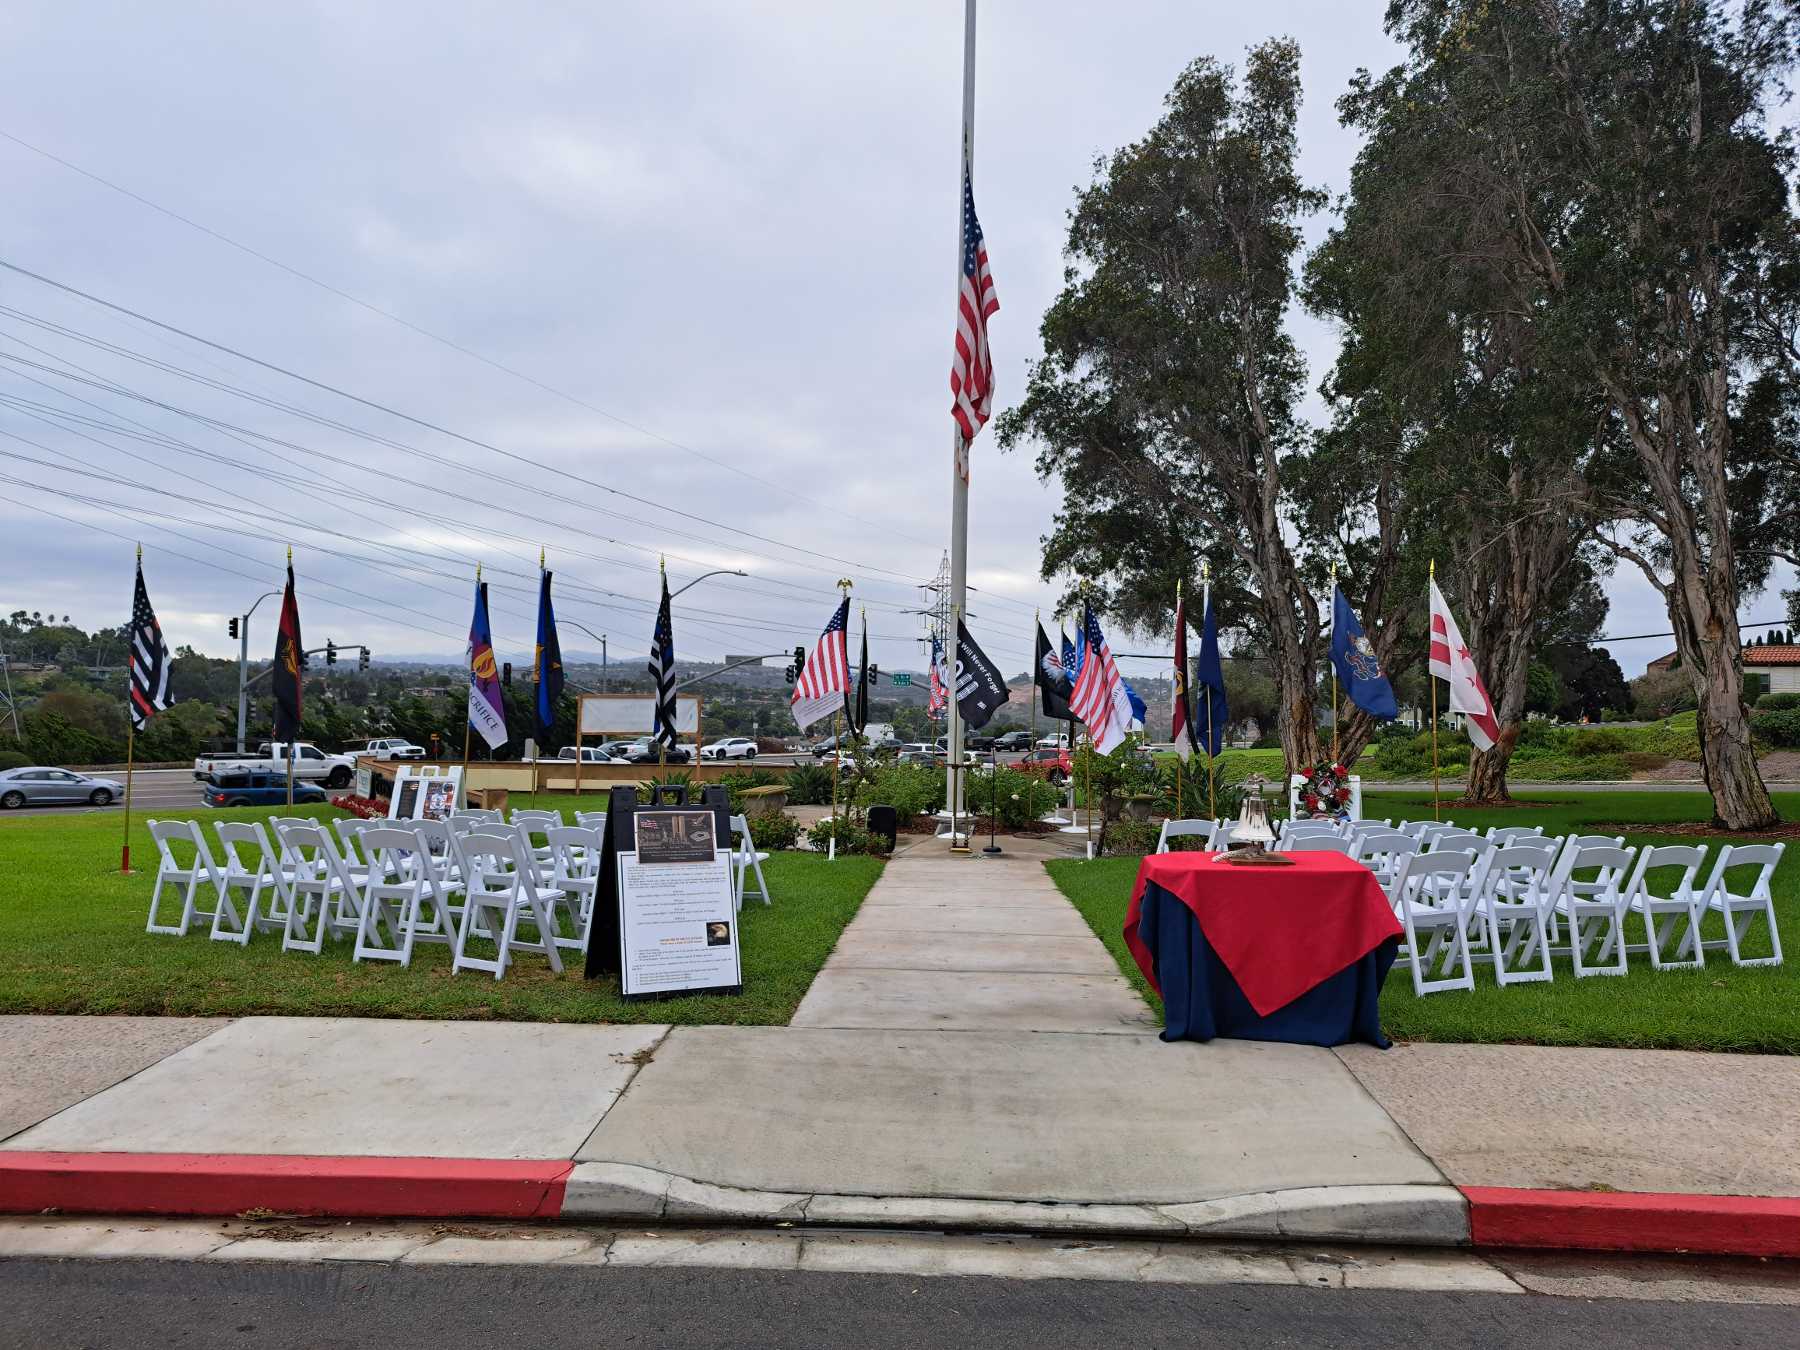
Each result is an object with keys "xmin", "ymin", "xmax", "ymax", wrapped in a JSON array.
[
  {"xmin": 1299, "ymin": 762, "xmax": 1352, "ymax": 816},
  {"xmin": 330, "ymin": 793, "xmax": 390, "ymax": 819}
]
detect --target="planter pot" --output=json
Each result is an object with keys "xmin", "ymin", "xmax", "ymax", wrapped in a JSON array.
[
  {"xmin": 740, "ymin": 785, "xmax": 789, "ymax": 816},
  {"xmin": 1125, "ymin": 795, "xmax": 1155, "ymax": 822}
]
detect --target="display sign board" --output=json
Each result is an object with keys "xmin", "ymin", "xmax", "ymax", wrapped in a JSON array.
[
  {"xmin": 388, "ymin": 764, "xmax": 464, "ymax": 820},
  {"xmin": 354, "ymin": 765, "xmax": 373, "ymax": 799},
  {"xmin": 616, "ymin": 805, "xmax": 740, "ymax": 997},
  {"xmin": 578, "ymin": 693, "xmax": 700, "ymax": 737}
]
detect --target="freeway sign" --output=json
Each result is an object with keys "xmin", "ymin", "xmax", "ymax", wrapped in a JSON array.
[{"xmin": 891, "ymin": 672, "xmax": 912, "ymax": 686}]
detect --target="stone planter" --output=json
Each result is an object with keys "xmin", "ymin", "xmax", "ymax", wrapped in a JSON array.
[
  {"xmin": 1124, "ymin": 794, "xmax": 1155, "ymax": 822},
  {"xmin": 740, "ymin": 784, "xmax": 789, "ymax": 816}
]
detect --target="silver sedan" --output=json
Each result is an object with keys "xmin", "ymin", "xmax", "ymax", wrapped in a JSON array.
[{"xmin": 0, "ymin": 766, "xmax": 127, "ymax": 809}]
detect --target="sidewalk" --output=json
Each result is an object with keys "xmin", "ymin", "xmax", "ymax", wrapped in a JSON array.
[{"xmin": 3, "ymin": 846, "xmax": 1797, "ymax": 1258}]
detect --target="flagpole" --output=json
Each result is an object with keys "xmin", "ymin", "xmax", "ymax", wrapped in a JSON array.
[
  {"xmin": 946, "ymin": 0, "xmax": 977, "ymax": 836},
  {"xmin": 1173, "ymin": 581, "xmax": 1183, "ymax": 818},
  {"xmin": 1429, "ymin": 559, "xmax": 1440, "ymax": 822},
  {"xmin": 1030, "ymin": 608, "xmax": 1038, "ymax": 751},
  {"xmin": 123, "ymin": 546, "xmax": 140, "ymax": 874},
  {"xmin": 462, "ymin": 564, "xmax": 477, "ymax": 800},
  {"xmin": 1203, "ymin": 563, "xmax": 1215, "ymax": 820},
  {"xmin": 1331, "ymin": 561, "xmax": 1340, "ymax": 767},
  {"xmin": 284, "ymin": 545, "xmax": 296, "ymax": 809}
]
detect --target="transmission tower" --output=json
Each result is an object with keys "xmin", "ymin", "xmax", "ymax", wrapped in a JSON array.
[
  {"xmin": 921, "ymin": 551, "xmax": 952, "ymax": 670},
  {"xmin": 0, "ymin": 637, "xmax": 21, "ymax": 741}
]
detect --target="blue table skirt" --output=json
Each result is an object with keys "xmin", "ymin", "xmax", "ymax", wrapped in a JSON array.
[{"xmin": 1138, "ymin": 881, "xmax": 1398, "ymax": 1048}]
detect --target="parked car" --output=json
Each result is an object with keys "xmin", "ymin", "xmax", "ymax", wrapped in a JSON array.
[
  {"xmin": 624, "ymin": 739, "xmax": 692, "ymax": 764},
  {"xmin": 935, "ymin": 733, "xmax": 997, "ymax": 754},
  {"xmin": 703, "ymin": 737, "xmax": 759, "ymax": 761},
  {"xmin": 1036, "ymin": 732, "xmax": 1072, "ymax": 749},
  {"xmin": 192, "ymin": 742, "xmax": 356, "ymax": 789},
  {"xmin": 556, "ymin": 746, "xmax": 628, "ymax": 764},
  {"xmin": 0, "ymin": 766, "xmax": 126, "ymax": 809},
  {"xmin": 811, "ymin": 734, "xmax": 846, "ymax": 758},
  {"xmin": 594, "ymin": 741, "xmax": 639, "ymax": 760},
  {"xmin": 896, "ymin": 749, "xmax": 936, "ymax": 766},
  {"xmin": 1018, "ymin": 746, "xmax": 1074, "ymax": 786},
  {"xmin": 350, "ymin": 738, "xmax": 425, "ymax": 760},
  {"xmin": 200, "ymin": 771, "xmax": 328, "ymax": 809},
  {"xmin": 993, "ymin": 730, "xmax": 1033, "ymax": 752}
]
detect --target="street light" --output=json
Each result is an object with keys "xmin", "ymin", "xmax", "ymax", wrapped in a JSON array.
[
  {"xmin": 562, "ymin": 621, "xmax": 608, "ymax": 688},
  {"xmin": 235, "ymin": 590, "xmax": 282, "ymax": 752},
  {"xmin": 669, "ymin": 568, "xmax": 748, "ymax": 600}
]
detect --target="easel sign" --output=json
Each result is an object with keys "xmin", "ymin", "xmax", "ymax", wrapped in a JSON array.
[
  {"xmin": 388, "ymin": 764, "xmax": 464, "ymax": 820},
  {"xmin": 615, "ymin": 798, "xmax": 741, "ymax": 998}
]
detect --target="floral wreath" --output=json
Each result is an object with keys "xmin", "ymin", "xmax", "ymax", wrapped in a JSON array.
[{"xmin": 1299, "ymin": 761, "xmax": 1352, "ymax": 816}]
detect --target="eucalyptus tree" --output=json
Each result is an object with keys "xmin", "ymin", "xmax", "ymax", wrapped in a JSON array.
[{"xmin": 1325, "ymin": 0, "xmax": 1796, "ymax": 827}]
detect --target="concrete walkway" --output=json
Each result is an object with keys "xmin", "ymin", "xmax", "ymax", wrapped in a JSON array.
[{"xmin": 790, "ymin": 841, "xmax": 1154, "ymax": 1034}]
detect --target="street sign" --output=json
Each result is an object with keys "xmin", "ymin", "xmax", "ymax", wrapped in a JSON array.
[{"xmin": 892, "ymin": 672, "xmax": 912, "ymax": 686}]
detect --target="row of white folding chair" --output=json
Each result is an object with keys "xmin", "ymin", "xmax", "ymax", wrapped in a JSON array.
[{"xmin": 1621, "ymin": 842, "xmax": 1786, "ymax": 971}]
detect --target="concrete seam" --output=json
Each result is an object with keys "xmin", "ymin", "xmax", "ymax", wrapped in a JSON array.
[{"xmin": 1327, "ymin": 1046, "xmax": 1452, "ymax": 1186}]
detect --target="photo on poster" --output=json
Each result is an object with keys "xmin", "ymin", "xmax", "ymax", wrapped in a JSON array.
[
  {"xmin": 420, "ymin": 778, "xmax": 457, "ymax": 821},
  {"xmin": 393, "ymin": 778, "xmax": 421, "ymax": 820},
  {"xmin": 634, "ymin": 808, "xmax": 718, "ymax": 864},
  {"xmin": 707, "ymin": 921, "xmax": 731, "ymax": 947}
]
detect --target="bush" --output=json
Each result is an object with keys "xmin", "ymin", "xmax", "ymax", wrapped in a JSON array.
[
  {"xmin": 1568, "ymin": 728, "xmax": 1629, "ymax": 757},
  {"xmin": 806, "ymin": 815, "xmax": 878, "ymax": 854},
  {"xmin": 737, "ymin": 810, "xmax": 801, "ymax": 851},
  {"xmin": 855, "ymin": 762, "xmax": 945, "ymax": 819},
  {"xmin": 784, "ymin": 763, "xmax": 835, "ymax": 806},
  {"xmin": 971, "ymin": 765, "xmax": 1058, "ymax": 829},
  {"xmin": 1757, "ymin": 691, "xmax": 1800, "ymax": 711},
  {"xmin": 718, "ymin": 768, "xmax": 782, "ymax": 814},
  {"xmin": 1751, "ymin": 709, "xmax": 1800, "ymax": 749},
  {"xmin": 1099, "ymin": 818, "xmax": 1160, "ymax": 857},
  {"xmin": 0, "ymin": 749, "xmax": 28, "ymax": 771}
]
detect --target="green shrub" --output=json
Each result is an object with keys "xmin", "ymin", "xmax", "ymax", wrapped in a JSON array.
[
  {"xmin": 1099, "ymin": 818, "xmax": 1160, "ymax": 857},
  {"xmin": 1751, "ymin": 709, "xmax": 1800, "ymax": 749},
  {"xmin": 1514, "ymin": 719, "xmax": 1569, "ymax": 751},
  {"xmin": 0, "ymin": 749, "xmax": 28, "ymax": 771},
  {"xmin": 1638, "ymin": 717, "xmax": 1701, "ymax": 761},
  {"xmin": 736, "ymin": 810, "xmax": 801, "ymax": 851},
  {"xmin": 784, "ymin": 763, "xmax": 835, "ymax": 806},
  {"xmin": 855, "ymin": 762, "xmax": 945, "ymax": 818},
  {"xmin": 1566, "ymin": 728, "xmax": 1628, "ymax": 757},
  {"xmin": 1757, "ymin": 691, "xmax": 1800, "ymax": 711},
  {"xmin": 1622, "ymin": 751, "xmax": 1670, "ymax": 773},
  {"xmin": 806, "ymin": 815, "xmax": 878, "ymax": 854},
  {"xmin": 718, "ymin": 768, "xmax": 781, "ymax": 814},
  {"xmin": 971, "ymin": 765, "xmax": 1058, "ymax": 829}
]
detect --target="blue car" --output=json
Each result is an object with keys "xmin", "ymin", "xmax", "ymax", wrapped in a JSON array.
[{"xmin": 200, "ymin": 770, "xmax": 329, "ymax": 809}]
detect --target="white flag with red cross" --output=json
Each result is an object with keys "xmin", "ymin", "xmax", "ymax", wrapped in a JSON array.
[{"xmin": 1428, "ymin": 577, "xmax": 1500, "ymax": 751}]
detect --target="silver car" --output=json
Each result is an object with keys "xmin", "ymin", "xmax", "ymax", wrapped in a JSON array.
[{"xmin": 0, "ymin": 766, "xmax": 126, "ymax": 809}]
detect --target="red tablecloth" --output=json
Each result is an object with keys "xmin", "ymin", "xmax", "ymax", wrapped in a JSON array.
[{"xmin": 1126, "ymin": 852, "xmax": 1401, "ymax": 1017}]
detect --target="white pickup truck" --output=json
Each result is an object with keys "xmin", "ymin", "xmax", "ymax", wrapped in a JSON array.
[
  {"xmin": 192, "ymin": 742, "xmax": 357, "ymax": 789},
  {"xmin": 351, "ymin": 738, "xmax": 426, "ymax": 760}
]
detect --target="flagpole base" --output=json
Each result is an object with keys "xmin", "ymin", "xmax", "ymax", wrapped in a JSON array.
[{"xmin": 981, "ymin": 844, "xmax": 1003, "ymax": 856}]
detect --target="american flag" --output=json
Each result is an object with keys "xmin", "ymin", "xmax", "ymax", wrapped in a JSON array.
[
  {"xmin": 648, "ymin": 571, "xmax": 677, "ymax": 750},
  {"xmin": 1068, "ymin": 605, "xmax": 1132, "ymax": 754},
  {"xmin": 927, "ymin": 634, "xmax": 949, "ymax": 717},
  {"xmin": 127, "ymin": 557, "xmax": 171, "ymax": 731},
  {"xmin": 950, "ymin": 163, "xmax": 998, "ymax": 482},
  {"xmin": 791, "ymin": 598, "xmax": 851, "ymax": 733}
]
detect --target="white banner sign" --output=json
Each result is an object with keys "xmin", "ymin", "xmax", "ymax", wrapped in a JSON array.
[
  {"xmin": 617, "ymin": 808, "xmax": 740, "ymax": 997},
  {"xmin": 578, "ymin": 693, "xmax": 700, "ymax": 737}
]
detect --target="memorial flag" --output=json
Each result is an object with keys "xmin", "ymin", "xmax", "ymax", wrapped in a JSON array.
[
  {"xmin": 1068, "ymin": 605, "xmax": 1133, "ymax": 754},
  {"xmin": 791, "ymin": 598, "xmax": 850, "ymax": 733},
  {"xmin": 127, "ymin": 558, "xmax": 171, "ymax": 731},
  {"xmin": 271, "ymin": 559, "xmax": 304, "ymax": 743},
  {"xmin": 1330, "ymin": 585, "xmax": 1397, "ymax": 720},
  {"xmin": 954, "ymin": 619, "xmax": 1008, "ymax": 730},
  {"xmin": 466, "ymin": 578, "xmax": 508, "ymax": 750},
  {"xmin": 534, "ymin": 566, "xmax": 565, "ymax": 742},
  {"xmin": 850, "ymin": 612, "xmax": 870, "ymax": 735},
  {"xmin": 927, "ymin": 634, "xmax": 949, "ymax": 718},
  {"xmin": 1193, "ymin": 588, "xmax": 1228, "ymax": 758},
  {"xmin": 950, "ymin": 162, "xmax": 999, "ymax": 482},
  {"xmin": 1171, "ymin": 591, "xmax": 1194, "ymax": 761},
  {"xmin": 1428, "ymin": 577, "xmax": 1500, "ymax": 750},
  {"xmin": 1035, "ymin": 622, "xmax": 1072, "ymax": 721},
  {"xmin": 649, "ymin": 570, "xmax": 678, "ymax": 750}
]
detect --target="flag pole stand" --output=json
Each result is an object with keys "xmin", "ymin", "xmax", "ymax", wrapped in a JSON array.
[
  {"xmin": 982, "ymin": 745, "xmax": 1002, "ymax": 855},
  {"xmin": 120, "ymin": 723, "xmax": 135, "ymax": 873}
]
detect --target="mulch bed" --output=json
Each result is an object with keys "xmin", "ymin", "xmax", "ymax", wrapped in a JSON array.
[
  {"xmin": 1587, "ymin": 820, "xmax": 1800, "ymax": 839},
  {"xmin": 897, "ymin": 814, "xmax": 1056, "ymax": 837}
]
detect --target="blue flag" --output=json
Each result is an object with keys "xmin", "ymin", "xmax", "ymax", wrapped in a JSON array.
[
  {"xmin": 1122, "ymin": 676, "xmax": 1147, "ymax": 728},
  {"xmin": 1193, "ymin": 591, "xmax": 1229, "ymax": 757},
  {"xmin": 534, "ymin": 569, "xmax": 564, "ymax": 742},
  {"xmin": 1330, "ymin": 585, "xmax": 1398, "ymax": 720}
]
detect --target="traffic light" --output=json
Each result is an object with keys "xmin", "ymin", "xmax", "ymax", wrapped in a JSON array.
[
  {"xmin": 502, "ymin": 661, "xmax": 513, "ymax": 687},
  {"xmin": 358, "ymin": 646, "xmax": 370, "ymax": 672},
  {"xmin": 325, "ymin": 640, "xmax": 338, "ymax": 666},
  {"xmin": 227, "ymin": 617, "xmax": 239, "ymax": 640},
  {"xmin": 869, "ymin": 664, "xmax": 880, "ymax": 684},
  {"xmin": 299, "ymin": 649, "xmax": 310, "ymax": 670},
  {"xmin": 793, "ymin": 645, "xmax": 806, "ymax": 677},
  {"xmin": 783, "ymin": 664, "xmax": 796, "ymax": 682}
]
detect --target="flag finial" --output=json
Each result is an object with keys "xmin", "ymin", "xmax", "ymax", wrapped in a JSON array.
[
  {"xmin": 1201, "ymin": 560, "xmax": 1210, "ymax": 585},
  {"xmin": 1176, "ymin": 577, "xmax": 1183, "ymax": 603},
  {"xmin": 1430, "ymin": 558, "xmax": 1436, "ymax": 579},
  {"xmin": 660, "ymin": 555, "xmax": 666, "ymax": 575},
  {"xmin": 476, "ymin": 562, "xmax": 482, "ymax": 581},
  {"xmin": 286, "ymin": 545, "xmax": 292, "ymax": 564},
  {"xmin": 136, "ymin": 542, "xmax": 142, "ymax": 561},
  {"xmin": 540, "ymin": 546, "xmax": 545, "ymax": 569},
  {"xmin": 838, "ymin": 577, "xmax": 853, "ymax": 596}
]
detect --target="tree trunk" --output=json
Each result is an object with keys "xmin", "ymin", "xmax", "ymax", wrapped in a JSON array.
[
  {"xmin": 1464, "ymin": 730, "xmax": 1519, "ymax": 804},
  {"xmin": 1690, "ymin": 626, "xmax": 1778, "ymax": 830}
]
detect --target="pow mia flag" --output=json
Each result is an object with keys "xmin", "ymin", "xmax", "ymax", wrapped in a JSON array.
[{"xmin": 954, "ymin": 619, "xmax": 1009, "ymax": 731}]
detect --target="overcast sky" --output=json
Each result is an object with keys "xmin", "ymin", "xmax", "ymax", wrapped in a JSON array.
[{"xmin": 0, "ymin": 2, "xmax": 1785, "ymax": 681}]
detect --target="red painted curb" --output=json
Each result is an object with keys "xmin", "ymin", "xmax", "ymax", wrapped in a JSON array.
[
  {"xmin": 0, "ymin": 1153, "xmax": 573, "ymax": 1220},
  {"xmin": 1464, "ymin": 1186, "xmax": 1800, "ymax": 1259}
]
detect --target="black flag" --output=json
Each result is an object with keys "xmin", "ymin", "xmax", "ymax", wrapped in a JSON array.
[
  {"xmin": 1034, "ymin": 622, "xmax": 1072, "ymax": 721},
  {"xmin": 955, "ymin": 619, "xmax": 1008, "ymax": 730},
  {"xmin": 849, "ymin": 613, "xmax": 870, "ymax": 734}
]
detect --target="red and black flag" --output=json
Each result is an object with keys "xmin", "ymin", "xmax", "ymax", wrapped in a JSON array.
[{"xmin": 272, "ymin": 559, "xmax": 304, "ymax": 742}]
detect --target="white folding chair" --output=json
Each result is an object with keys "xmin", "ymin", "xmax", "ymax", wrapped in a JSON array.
[
  {"xmin": 1391, "ymin": 851, "xmax": 1480, "ymax": 995},
  {"xmin": 1621, "ymin": 843, "xmax": 1710, "ymax": 971},
  {"xmin": 1277, "ymin": 821, "xmax": 1344, "ymax": 851},
  {"xmin": 451, "ymin": 832, "xmax": 566, "ymax": 979},
  {"xmin": 1471, "ymin": 843, "xmax": 1559, "ymax": 986},
  {"xmin": 1210, "ymin": 822, "xmax": 1240, "ymax": 851},
  {"xmin": 1425, "ymin": 829, "xmax": 1489, "ymax": 855},
  {"xmin": 446, "ymin": 811, "xmax": 498, "ymax": 835},
  {"xmin": 1486, "ymin": 825, "xmax": 1546, "ymax": 847},
  {"xmin": 1699, "ymin": 843, "xmax": 1786, "ymax": 968},
  {"xmin": 1549, "ymin": 843, "xmax": 1637, "ymax": 977},
  {"xmin": 145, "ymin": 819, "xmax": 227, "ymax": 936},
  {"xmin": 332, "ymin": 817, "xmax": 382, "ymax": 868},
  {"xmin": 574, "ymin": 810, "xmax": 609, "ymax": 832},
  {"xmin": 545, "ymin": 825, "xmax": 603, "ymax": 949},
  {"xmin": 353, "ymin": 825, "xmax": 454, "ymax": 965},
  {"xmin": 276, "ymin": 820, "xmax": 365, "ymax": 955},
  {"xmin": 1354, "ymin": 829, "xmax": 1419, "ymax": 891},
  {"xmin": 209, "ymin": 820, "xmax": 294, "ymax": 945},
  {"xmin": 1156, "ymin": 819, "xmax": 1216, "ymax": 853},
  {"xmin": 1399, "ymin": 818, "xmax": 1456, "ymax": 841},
  {"xmin": 1282, "ymin": 834, "xmax": 1354, "ymax": 855},
  {"xmin": 728, "ymin": 814, "xmax": 771, "ymax": 910}
]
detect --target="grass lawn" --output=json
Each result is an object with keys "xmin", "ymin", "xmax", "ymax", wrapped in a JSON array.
[
  {"xmin": 0, "ymin": 801, "xmax": 881, "ymax": 1025},
  {"xmin": 1046, "ymin": 789, "xmax": 1800, "ymax": 1054}
]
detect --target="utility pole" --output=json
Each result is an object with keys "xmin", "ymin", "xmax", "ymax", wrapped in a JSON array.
[
  {"xmin": 233, "ymin": 590, "xmax": 281, "ymax": 752},
  {"xmin": 0, "ymin": 637, "xmax": 20, "ymax": 741}
]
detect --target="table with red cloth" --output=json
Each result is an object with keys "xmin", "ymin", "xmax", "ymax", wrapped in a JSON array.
[{"xmin": 1126, "ymin": 851, "xmax": 1403, "ymax": 1048}]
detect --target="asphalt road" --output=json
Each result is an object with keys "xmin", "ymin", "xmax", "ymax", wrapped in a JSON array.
[{"xmin": 1, "ymin": 1257, "xmax": 1796, "ymax": 1350}]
